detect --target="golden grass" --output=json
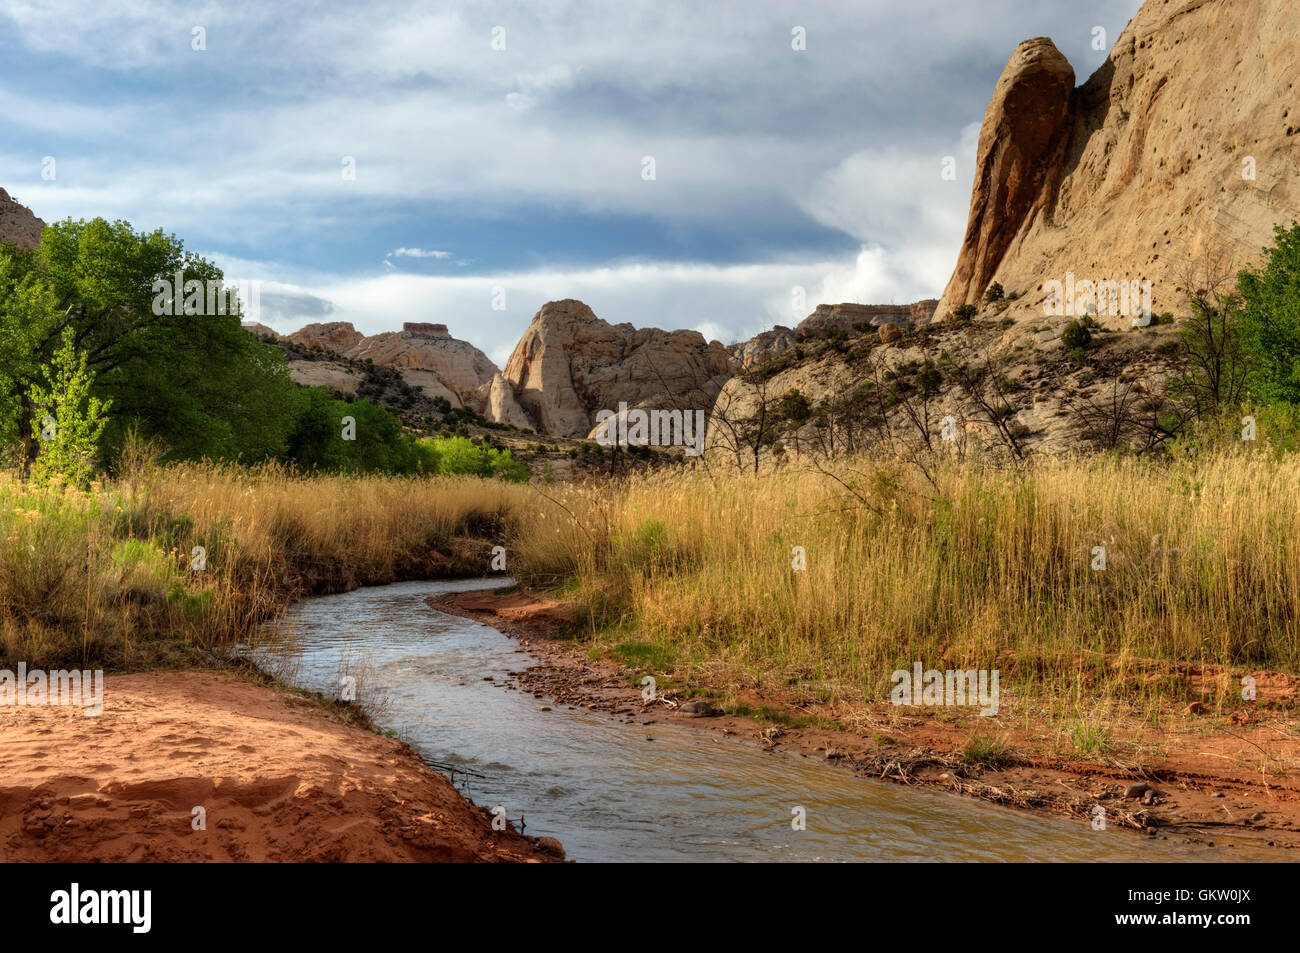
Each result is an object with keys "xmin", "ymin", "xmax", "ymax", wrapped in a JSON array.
[
  {"xmin": 7, "ymin": 444, "xmax": 1299, "ymax": 720},
  {"xmin": 0, "ymin": 461, "xmax": 530, "ymax": 669},
  {"xmin": 513, "ymin": 449, "xmax": 1300, "ymax": 711}
]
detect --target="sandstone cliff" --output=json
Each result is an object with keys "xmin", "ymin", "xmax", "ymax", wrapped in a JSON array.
[
  {"xmin": 729, "ymin": 326, "xmax": 798, "ymax": 369},
  {"xmin": 287, "ymin": 320, "xmax": 497, "ymax": 401},
  {"xmin": 481, "ymin": 371, "xmax": 533, "ymax": 430},
  {"xmin": 0, "ymin": 188, "xmax": 45, "ymax": 251},
  {"xmin": 501, "ymin": 299, "xmax": 733, "ymax": 438},
  {"xmin": 796, "ymin": 300, "xmax": 939, "ymax": 337},
  {"xmin": 937, "ymin": 0, "xmax": 1300, "ymax": 322}
]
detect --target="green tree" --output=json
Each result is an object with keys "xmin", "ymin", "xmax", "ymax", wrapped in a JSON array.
[
  {"xmin": 28, "ymin": 327, "xmax": 110, "ymax": 487},
  {"xmin": 285, "ymin": 388, "xmax": 435, "ymax": 475},
  {"xmin": 2, "ymin": 218, "xmax": 300, "ymax": 466},
  {"xmin": 0, "ymin": 246, "xmax": 54, "ymax": 457},
  {"xmin": 1237, "ymin": 223, "xmax": 1300, "ymax": 404}
]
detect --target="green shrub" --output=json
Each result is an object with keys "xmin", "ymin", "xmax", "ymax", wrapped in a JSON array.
[
  {"xmin": 1061, "ymin": 319, "xmax": 1093, "ymax": 350},
  {"xmin": 417, "ymin": 435, "xmax": 529, "ymax": 482}
]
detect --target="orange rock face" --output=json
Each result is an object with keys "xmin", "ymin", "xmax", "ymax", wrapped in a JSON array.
[
  {"xmin": 937, "ymin": 0, "xmax": 1300, "ymax": 322},
  {"xmin": 936, "ymin": 37, "xmax": 1074, "ymax": 317}
]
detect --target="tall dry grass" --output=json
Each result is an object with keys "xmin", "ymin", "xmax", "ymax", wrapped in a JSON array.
[
  {"xmin": 513, "ymin": 449, "xmax": 1300, "ymax": 711},
  {"xmin": 0, "ymin": 460, "xmax": 530, "ymax": 670}
]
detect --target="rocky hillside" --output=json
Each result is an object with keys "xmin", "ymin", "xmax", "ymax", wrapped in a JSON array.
[
  {"xmin": 286, "ymin": 321, "xmax": 497, "ymax": 402},
  {"xmin": 796, "ymin": 301, "xmax": 937, "ymax": 337},
  {"xmin": 937, "ymin": 0, "xmax": 1300, "ymax": 322},
  {"xmin": 728, "ymin": 300, "xmax": 937, "ymax": 369},
  {"xmin": 501, "ymin": 299, "xmax": 733, "ymax": 438},
  {"xmin": 0, "ymin": 188, "xmax": 45, "ymax": 251},
  {"xmin": 709, "ymin": 306, "xmax": 1182, "ymax": 464}
]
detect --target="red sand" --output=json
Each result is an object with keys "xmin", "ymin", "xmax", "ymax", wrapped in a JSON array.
[{"xmin": 0, "ymin": 671, "xmax": 560, "ymax": 862}]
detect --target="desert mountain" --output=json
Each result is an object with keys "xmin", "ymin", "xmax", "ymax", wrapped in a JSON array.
[
  {"xmin": 937, "ymin": 0, "xmax": 1300, "ymax": 322},
  {"xmin": 500, "ymin": 299, "xmax": 733, "ymax": 438},
  {"xmin": 0, "ymin": 188, "xmax": 45, "ymax": 251},
  {"xmin": 278, "ymin": 320, "xmax": 498, "ymax": 408},
  {"xmin": 288, "ymin": 322, "xmax": 497, "ymax": 395},
  {"xmin": 727, "ymin": 300, "xmax": 939, "ymax": 369}
]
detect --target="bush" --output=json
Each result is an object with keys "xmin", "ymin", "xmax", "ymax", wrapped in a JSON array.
[
  {"xmin": 953, "ymin": 304, "xmax": 979, "ymax": 323},
  {"xmin": 983, "ymin": 282, "xmax": 1004, "ymax": 303},
  {"xmin": 417, "ymin": 435, "xmax": 529, "ymax": 482},
  {"xmin": 1061, "ymin": 319, "xmax": 1093, "ymax": 350}
]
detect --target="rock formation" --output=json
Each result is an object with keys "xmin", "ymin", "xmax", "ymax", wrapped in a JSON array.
[
  {"xmin": 728, "ymin": 326, "xmax": 798, "ymax": 369},
  {"xmin": 937, "ymin": 0, "xmax": 1300, "ymax": 322},
  {"xmin": 0, "ymin": 188, "xmax": 45, "ymax": 251},
  {"xmin": 482, "ymin": 371, "xmax": 533, "ymax": 430},
  {"xmin": 501, "ymin": 299, "xmax": 733, "ymax": 438},
  {"xmin": 286, "ymin": 320, "xmax": 496, "ymax": 401},
  {"xmin": 796, "ymin": 300, "xmax": 938, "ymax": 338}
]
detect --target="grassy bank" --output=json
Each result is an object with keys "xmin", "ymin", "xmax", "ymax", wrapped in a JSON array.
[
  {"xmin": 0, "ymin": 460, "xmax": 530, "ymax": 669},
  {"xmin": 512, "ymin": 449, "xmax": 1300, "ymax": 719},
  {"xmin": 9, "ymin": 443, "xmax": 1300, "ymax": 723}
]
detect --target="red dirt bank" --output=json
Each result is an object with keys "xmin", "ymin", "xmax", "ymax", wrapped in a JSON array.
[{"xmin": 0, "ymin": 671, "xmax": 561, "ymax": 862}]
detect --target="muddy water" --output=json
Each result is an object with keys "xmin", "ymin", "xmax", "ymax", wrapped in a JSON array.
[{"xmin": 263, "ymin": 579, "xmax": 1245, "ymax": 862}]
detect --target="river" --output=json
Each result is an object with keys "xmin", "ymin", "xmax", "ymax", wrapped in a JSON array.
[{"xmin": 258, "ymin": 578, "xmax": 1261, "ymax": 862}]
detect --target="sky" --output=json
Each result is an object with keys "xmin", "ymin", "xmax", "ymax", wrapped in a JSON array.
[{"xmin": 0, "ymin": 0, "xmax": 1144, "ymax": 365}]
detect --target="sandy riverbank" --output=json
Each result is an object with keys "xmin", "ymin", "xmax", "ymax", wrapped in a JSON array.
[
  {"xmin": 429, "ymin": 589, "xmax": 1300, "ymax": 856},
  {"xmin": 0, "ymin": 670, "xmax": 562, "ymax": 862}
]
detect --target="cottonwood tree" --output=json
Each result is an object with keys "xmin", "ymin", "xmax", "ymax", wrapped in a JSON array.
[
  {"xmin": 28, "ymin": 327, "xmax": 110, "ymax": 487},
  {"xmin": 1, "ymin": 218, "xmax": 299, "ymax": 467}
]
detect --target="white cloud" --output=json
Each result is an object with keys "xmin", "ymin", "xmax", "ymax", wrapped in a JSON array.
[
  {"xmin": 388, "ymin": 248, "xmax": 453, "ymax": 260},
  {"xmin": 506, "ymin": 64, "xmax": 579, "ymax": 111},
  {"xmin": 216, "ymin": 247, "xmax": 949, "ymax": 363},
  {"xmin": 0, "ymin": 0, "xmax": 1148, "ymax": 360}
]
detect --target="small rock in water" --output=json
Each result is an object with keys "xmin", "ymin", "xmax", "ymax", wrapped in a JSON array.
[
  {"xmin": 536, "ymin": 836, "xmax": 565, "ymax": 859},
  {"xmin": 1211, "ymin": 792, "xmax": 1224, "ymax": 798},
  {"xmin": 538, "ymin": 705, "xmax": 551, "ymax": 712}
]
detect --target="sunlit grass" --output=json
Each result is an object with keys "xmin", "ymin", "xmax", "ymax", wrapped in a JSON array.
[
  {"xmin": 0, "ymin": 459, "xmax": 531, "ymax": 669},
  {"xmin": 512, "ymin": 448, "xmax": 1300, "ymax": 711}
]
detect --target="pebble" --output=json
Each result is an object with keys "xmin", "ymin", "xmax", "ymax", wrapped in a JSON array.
[
  {"xmin": 538, "ymin": 706, "xmax": 551, "ymax": 712},
  {"xmin": 1211, "ymin": 792, "xmax": 1224, "ymax": 798},
  {"xmin": 1125, "ymin": 782, "xmax": 1151, "ymax": 799}
]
